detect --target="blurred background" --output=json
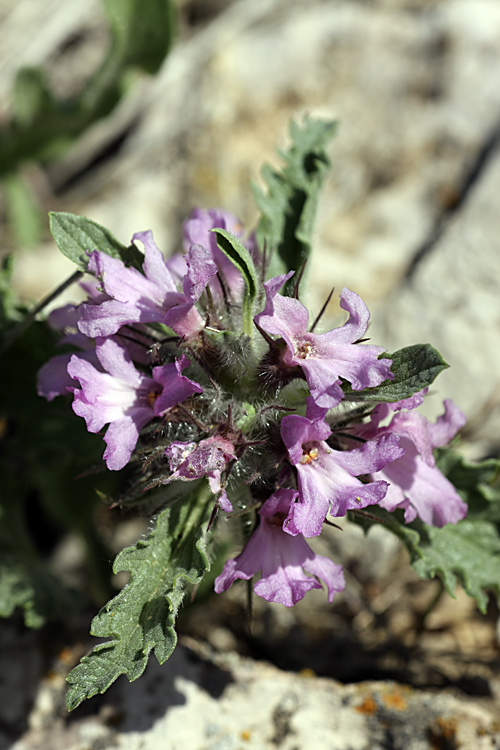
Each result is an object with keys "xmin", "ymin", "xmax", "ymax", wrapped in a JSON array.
[{"xmin": 2, "ymin": 0, "xmax": 500, "ymax": 746}]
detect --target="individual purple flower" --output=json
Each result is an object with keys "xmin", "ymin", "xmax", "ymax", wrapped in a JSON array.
[
  {"xmin": 214, "ymin": 488, "xmax": 345, "ymax": 606},
  {"xmin": 164, "ymin": 435, "xmax": 236, "ymax": 511},
  {"xmin": 183, "ymin": 208, "xmax": 247, "ymax": 298},
  {"xmin": 78, "ymin": 231, "xmax": 218, "ymax": 339},
  {"xmin": 254, "ymin": 273, "xmax": 393, "ymax": 410},
  {"xmin": 38, "ymin": 290, "xmax": 155, "ymax": 401},
  {"xmin": 281, "ymin": 415, "xmax": 404, "ymax": 537},
  {"xmin": 37, "ymin": 303, "xmax": 99, "ymax": 401},
  {"xmin": 38, "ymin": 349, "xmax": 98, "ymax": 402},
  {"xmin": 358, "ymin": 399, "xmax": 467, "ymax": 527},
  {"xmin": 68, "ymin": 339, "xmax": 202, "ymax": 470}
]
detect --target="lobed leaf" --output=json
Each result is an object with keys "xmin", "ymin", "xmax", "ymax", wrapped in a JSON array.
[
  {"xmin": 412, "ymin": 520, "xmax": 500, "ymax": 613},
  {"xmin": 343, "ymin": 344, "xmax": 448, "ymax": 403},
  {"xmin": 351, "ymin": 461, "xmax": 500, "ymax": 615},
  {"xmin": 66, "ymin": 487, "xmax": 212, "ymax": 710},
  {"xmin": 253, "ymin": 116, "xmax": 338, "ymax": 287}
]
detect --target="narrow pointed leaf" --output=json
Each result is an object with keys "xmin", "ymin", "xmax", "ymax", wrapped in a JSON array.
[{"xmin": 213, "ymin": 228, "xmax": 259, "ymax": 336}]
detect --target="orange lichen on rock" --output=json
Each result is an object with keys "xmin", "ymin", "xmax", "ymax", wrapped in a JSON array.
[
  {"xmin": 382, "ymin": 688, "xmax": 408, "ymax": 712},
  {"xmin": 355, "ymin": 695, "xmax": 377, "ymax": 715}
]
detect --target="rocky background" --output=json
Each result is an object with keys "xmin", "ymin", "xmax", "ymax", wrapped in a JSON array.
[{"xmin": 2, "ymin": 0, "xmax": 500, "ymax": 748}]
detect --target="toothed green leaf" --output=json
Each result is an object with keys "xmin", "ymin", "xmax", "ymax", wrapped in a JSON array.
[
  {"xmin": 343, "ymin": 344, "xmax": 448, "ymax": 403},
  {"xmin": 351, "ymin": 451, "xmax": 500, "ymax": 615},
  {"xmin": 66, "ymin": 487, "xmax": 212, "ymax": 710},
  {"xmin": 253, "ymin": 116, "xmax": 337, "ymax": 288}
]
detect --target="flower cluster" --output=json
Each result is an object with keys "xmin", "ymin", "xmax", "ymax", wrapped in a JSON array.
[{"xmin": 38, "ymin": 207, "xmax": 467, "ymax": 608}]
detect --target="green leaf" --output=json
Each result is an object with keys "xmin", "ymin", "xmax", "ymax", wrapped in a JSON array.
[
  {"xmin": 253, "ymin": 116, "xmax": 337, "ymax": 285},
  {"xmin": 436, "ymin": 450, "xmax": 500, "ymax": 523},
  {"xmin": 213, "ymin": 228, "xmax": 259, "ymax": 336},
  {"xmin": 49, "ymin": 212, "xmax": 143, "ymax": 272},
  {"xmin": 103, "ymin": 0, "xmax": 176, "ymax": 74},
  {"xmin": 66, "ymin": 487, "xmax": 212, "ymax": 710},
  {"xmin": 343, "ymin": 344, "xmax": 448, "ymax": 403},
  {"xmin": 0, "ymin": 0, "xmax": 176, "ymax": 175},
  {"xmin": 351, "ymin": 499, "xmax": 500, "ymax": 614},
  {"xmin": 412, "ymin": 520, "xmax": 500, "ymax": 613}
]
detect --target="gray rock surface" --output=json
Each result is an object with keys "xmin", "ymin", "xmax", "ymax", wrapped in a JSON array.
[
  {"xmin": 9, "ymin": 640, "xmax": 500, "ymax": 750},
  {"xmin": 370, "ymin": 141, "xmax": 500, "ymax": 454}
]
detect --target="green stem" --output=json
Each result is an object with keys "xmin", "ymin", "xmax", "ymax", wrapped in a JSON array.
[{"xmin": 0, "ymin": 268, "xmax": 82, "ymax": 355}]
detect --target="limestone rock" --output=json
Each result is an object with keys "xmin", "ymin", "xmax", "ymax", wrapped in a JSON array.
[{"xmin": 10, "ymin": 641, "xmax": 500, "ymax": 750}]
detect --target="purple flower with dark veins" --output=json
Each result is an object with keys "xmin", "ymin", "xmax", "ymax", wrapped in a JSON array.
[
  {"xmin": 281, "ymin": 415, "xmax": 404, "ymax": 537},
  {"xmin": 214, "ymin": 488, "xmax": 345, "ymax": 606},
  {"xmin": 164, "ymin": 435, "xmax": 237, "ymax": 511},
  {"xmin": 357, "ymin": 398, "xmax": 468, "ymax": 527},
  {"xmin": 68, "ymin": 339, "xmax": 202, "ymax": 470},
  {"xmin": 254, "ymin": 273, "xmax": 393, "ymax": 410},
  {"xmin": 78, "ymin": 231, "xmax": 217, "ymax": 339}
]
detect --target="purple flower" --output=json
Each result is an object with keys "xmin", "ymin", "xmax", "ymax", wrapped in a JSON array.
[
  {"xmin": 37, "ymin": 294, "xmax": 153, "ymax": 401},
  {"xmin": 38, "ymin": 350, "xmax": 99, "ymax": 402},
  {"xmin": 281, "ymin": 415, "xmax": 404, "ymax": 537},
  {"xmin": 68, "ymin": 339, "xmax": 202, "ymax": 470},
  {"xmin": 78, "ymin": 231, "xmax": 217, "ymax": 339},
  {"xmin": 164, "ymin": 435, "xmax": 237, "ymax": 511},
  {"xmin": 214, "ymin": 488, "xmax": 345, "ymax": 606},
  {"xmin": 254, "ymin": 274, "xmax": 393, "ymax": 410},
  {"xmin": 183, "ymin": 208, "xmax": 247, "ymax": 298},
  {"xmin": 37, "ymin": 303, "xmax": 99, "ymax": 401},
  {"xmin": 360, "ymin": 400, "xmax": 468, "ymax": 527}
]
